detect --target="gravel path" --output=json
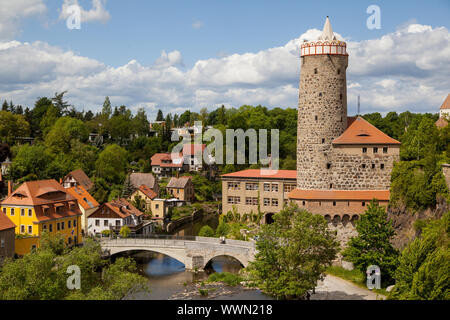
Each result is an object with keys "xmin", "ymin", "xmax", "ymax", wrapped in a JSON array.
[{"xmin": 310, "ymin": 275, "xmax": 385, "ymax": 300}]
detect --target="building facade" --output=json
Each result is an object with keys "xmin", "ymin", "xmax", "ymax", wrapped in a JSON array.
[
  {"xmin": 166, "ymin": 176, "xmax": 195, "ymax": 203},
  {"xmin": 221, "ymin": 169, "xmax": 297, "ymax": 222},
  {"xmin": 438, "ymin": 94, "xmax": 450, "ymax": 119},
  {"xmin": 87, "ymin": 198, "xmax": 153, "ymax": 236},
  {"xmin": 62, "ymin": 169, "xmax": 94, "ymax": 191},
  {"xmin": 289, "ymin": 17, "xmax": 401, "ymax": 245},
  {"xmin": 0, "ymin": 213, "xmax": 15, "ymax": 265},
  {"xmin": 65, "ymin": 184, "xmax": 99, "ymax": 235},
  {"xmin": 0, "ymin": 179, "xmax": 83, "ymax": 255}
]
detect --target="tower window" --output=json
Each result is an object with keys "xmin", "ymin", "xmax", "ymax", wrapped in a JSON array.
[
  {"xmin": 327, "ymin": 163, "xmax": 331, "ymax": 169},
  {"xmin": 333, "ymin": 201, "xmax": 336, "ymax": 206},
  {"xmin": 330, "ymin": 184, "xmax": 333, "ymax": 189},
  {"xmin": 322, "ymin": 138, "xmax": 325, "ymax": 143},
  {"xmin": 362, "ymin": 164, "xmax": 366, "ymax": 169},
  {"xmin": 340, "ymin": 93, "xmax": 343, "ymax": 100},
  {"xmin": 302, "ymin": 201, "xmax": 306, "ymax": 206},
  {"xmin": 319, "ymin": 92, "xmax": 322, "ymax": 97},
  {"xmin": 315, "ymin": 115, "xmax": 318, "ymax": 121},
  {"xmin": 381, "ymin": 164, "xmax": 385, "ymax": 170},
  {"xmin": 372, "ymin": 163, "xmax": 375, "ymax": 169},
  {"xmin": 314, "ymin": 68, "xmax": 318, "ymax": 74},
  {"xmin": 337, "ymin": 69, "xmax": 341, "ymax": 75}
]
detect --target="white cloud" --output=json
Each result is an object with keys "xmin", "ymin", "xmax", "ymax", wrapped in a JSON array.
[
  {"xmin": 59, "ymin": 0, "xmax": 110, "ymax": 24},
  {"xmin": 0, "ymin": 0, "xmax": 47, "ymax": 40},
  {"xmin": 0, "ymin": 23, "xmax": 449, "ymax": 119},
  {"xmin": 192, "ymin": 20, "xmax": 204, "ymax": 29}
]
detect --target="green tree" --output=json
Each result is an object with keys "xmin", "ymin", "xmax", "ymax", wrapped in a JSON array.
[
  {"xmin": 215, "ymin": 219, "xmax": 230, "ymax": 237},
  {"xmin": 95, "ymin": 144, "xmax": 129, "ymax": 185},
  {"xmin": 156, "ymin": 109, "xmax": 164, "ymax": 121},
  {"xmin": 102, "ymin": 96, "xmax": 112, "ymax": 119},
  {"xmin": 44, "ymin": 117, "xmax": 89, "ymax": 155},
  {"xmin": 0, "ymin": 111, "xmax": 30, "ymax": 144},
  {"xmin": 389, "ymin": 212, "xmax": 449, "ymax": 300},
  {"xmin": 9, "ymin": 144, "xmax": 51, "ymax": 181},
  {"xmin": 119, "ymin": 225, "xmax": 131, "ymax": 238},
  {"xmin": 121, "ymin": 174, "xmax": 134, "ymax": 198},
  {"xmin": 51, "ymin": 91, "xmax": 71, "ymax": 116},
  {"xmin": 343, "ymin": 200, "xmax": 399, "ymax": 286},
  {"xmin": 198, "ymin": 225, "xmax": 215, "ymax": 237},
  {"xmin": 247, "ymin": 203, "xmax": 339, "ymax": 299}
]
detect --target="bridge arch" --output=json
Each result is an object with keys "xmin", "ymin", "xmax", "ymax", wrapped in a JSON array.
[
  {"xmin": 107, "ymin": 247, "xmax": 187, "ymax": 268},
  {"xmin": 202, "ymin": 253, "xmax": 249, "ymax": 270}
]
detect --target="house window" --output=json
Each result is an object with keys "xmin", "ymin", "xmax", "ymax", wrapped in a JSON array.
[
  {"xmin": 21, "ymin": 209, "xmax": 25, "ymax": 216},
  {"xmin": 68, "ymin": 237, "xmax": 72, "ymax": 245},
  {"xmin": 319, "ymin": 93, "xmax": 322, "ymax": 97},
  {"xmin": 246, "ymin": 183, "xmax": 258, "ymax": 191},
  {"xmin": 61, "ymin": 222, "xmax": 65, "ymax": 230},
  {"xmin": 116, "ymin": 220, "xmax": 121, "ymax": 226},
  {"xmin": 2, "ymin": 208, "xmax": 5, "ymax": 214},
  {"xmin": 381, "ymin": 164, "xmax": 385, "ymax": 170},
  {"xmin": 28, "ymin": 226, "xmax": 32, "ymax": 234},
  {"xmin": 104, "ymin": 220, "xmax": 108, "ymax": 227},
  {"xmin": 20, "ymin": 225, "xmax": 25, "ymax": 233},
  {"xmin": 155, "ymin": 204, "xmax": 159, "ymax": 209},
  {"xmin": 337, "ymin": 69, "xmax": 340, "ymax": 75},
  {"xmin": 284, "ymin": 184, "xmax": 296, "ymax": 193},
  {"xmin": 245, "ymin": 197, "xmax": 253, "ymax": 205},
  {"xmin": 68, "ymin": 220, "xmax": 71, "ymax": 229},
  {"xmin": 340, "ymin": 93, "xmax": 343, "ymax": 100},
  {"xmin": 43, "ymin": 224, "xmax": 47, "ymax": 231},
  {"xmin": 10, "ymin": 208, "xmax": 14, "ymax": 216},
  {"xmin": 263, "ymin": 198, "xmax": 270, "ymax": 206},
  {"xmin": 272, "ymin": 199, "xmax": 279, "ymax": 207},
  {"xmin": 302, "ymin": 201, "xmax": 306, "ymax": 206},
  {"xmin": 315, "ymin": 115, "xmax": 318, "ymax": 121},
  {"xmin": 372, "ymin": 163, "xmax": 375, "ymax": 169},
  {"xmin": 362, "ymin": 164, "xmax": 366, "ymax": 169},
  {"xmin": 333, "ymin": 201, "xmax": 336, "ymax": 207},
  {"xmin": 95, "ymin": 220, "xmax": 100, "ymax": 227},
  {"xmin": 227, "ymin": 182, "xmax": 240, "ymax": 190},
  {"xmin": 330, "ymin": 183, "xmax": 333, "ymax": 189},
  {"xmin": 264, "ymin": 183, "xmax": 271, "ymax": 192},
  {"xmin": 271, "ymin": 184, "xmax": 278, "ymax": 192},
  {"xmin": 73, "ymin": 220, "xmax": 77, "ymax": 227},
  {"xmin": 49, "ymin": 224, "xmax": 53, "ymax": 232},
  {"xmin": 373, "ymin": 147, "xmax": 378, "ymax": 154},
  {"xmin": 28, "ymin": 209, "xmax": 32, "ymax": 217},
  {"xmin": 57, "ymin": 223, "xmax": 60, "ymax": 231},
  {"xmin": 1, "ymin": 239, "xmax": 4, "ymax": 248},
  {"xmin": 322, "ymin": 138, "xmax": 325, "ymax": 143},
  {"xmin": 327, "ymin": 163, "xmax": 331, "ymax": 169},
  {"xmin": 314, "ymin": 68, "xmax": 318, "ymax": 74},
  {"xmin": 362, "ymin": 147, "xmax": 367, "ymax": 154},
  {"xmin": 383, "ymin": 147, "xmax": 388, "ymax": 154},
  {"xmin": 362, "ymin": 202, "xmax": 366, "ymax": 207}
]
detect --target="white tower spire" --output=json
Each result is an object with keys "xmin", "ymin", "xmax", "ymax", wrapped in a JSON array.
[{"xmin": 319, "ymin": 16, "xmax": 336, "ymax": 41}]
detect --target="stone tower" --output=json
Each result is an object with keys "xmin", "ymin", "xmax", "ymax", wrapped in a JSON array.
[{"xmin": 296, "ymin": 17, "xmax": 349, "ymax": 189}]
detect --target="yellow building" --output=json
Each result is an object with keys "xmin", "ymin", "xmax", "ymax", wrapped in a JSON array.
[{"xmin": 0, "ymin": 179, "xmax": 83, "ymax": 255}]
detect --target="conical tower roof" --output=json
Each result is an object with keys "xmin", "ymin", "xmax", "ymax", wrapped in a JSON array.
[{"xmin": 318, "ymin": 16, "xmax": 337, "ymax": 41}]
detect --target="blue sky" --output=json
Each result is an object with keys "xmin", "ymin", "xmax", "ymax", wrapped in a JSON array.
[{"xmin": 0, "ymin": 0, "xmax": 449, "ymax": 119}]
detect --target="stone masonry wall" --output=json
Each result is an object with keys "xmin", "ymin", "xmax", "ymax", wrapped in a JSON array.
[{"xmin": 297, "ymin": 54, "xmax": 348, "ymax": 189}]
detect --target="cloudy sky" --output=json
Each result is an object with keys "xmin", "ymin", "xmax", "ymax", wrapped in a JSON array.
[{"xmin": 0, "ymin": 0, "xmax": 449, "ymax": 120}]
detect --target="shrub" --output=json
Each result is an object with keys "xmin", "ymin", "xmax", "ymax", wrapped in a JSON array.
[
  {"xmin": 119, "ymin": 226, "xmax": 131, "ymax": 238},
  {"xmin": 198, "ymin": 225, "xmax": 215, "ymax": 237},
  {"xmin": 207, "ymin": 272, "xmax": 243, "ymax": 286}
]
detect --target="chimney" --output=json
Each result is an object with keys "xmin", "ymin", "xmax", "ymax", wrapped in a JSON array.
[{"xmin": 8, "ymin": 180, "xmax": 12, "ymax": 197}]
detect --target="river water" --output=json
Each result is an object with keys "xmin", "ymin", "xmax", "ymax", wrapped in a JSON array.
[{"xmin": 127, "ymin": 213, "xmax": 271, "ymax": 300}]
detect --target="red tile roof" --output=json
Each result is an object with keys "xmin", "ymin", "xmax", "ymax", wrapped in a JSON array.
[
  {"xmin": 435, "ymin": 117, "xmax": 448, "ymax": 129},
  {"xmin": 104, "ymin": 198, "xmax": 143, "ymax": 219},
  {"xmin": 167, "ymin": 176, "xmax": 193, "ymax": 189},
  {"xmin": 0, "ymin": 213, "xmax": 15, "ymax": 231},
  {"xmin": 66, "ymin": 185, "xmax": 99, "ymax": 210},
  {"xmin": 64, "ymin": 169, "xmax": 94, "ymax": 191},
  {"xmin": 288, "ymin": 189, "xmax": 390, "ymax": 201},
  {"xmin": 333, "ymin": 116, "xmax": 401, "ymax": 145},
  {"xmin": 137, "ymin": 185, "xmax": 157, "ymax": 200},
  {"xmin": 221, "ymin": 169, "xmax": 297, "ymax": 180},
  {"xmin": 439, "ymin": 94, "xmax": 450, "ymax": 110},
  {"xmin": 151, "ymin": 153, "xmax": 183, "ymax": 168}
]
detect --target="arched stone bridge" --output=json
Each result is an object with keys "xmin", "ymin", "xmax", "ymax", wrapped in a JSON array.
[{"xmin": 100, "ymin": 236, "xmax": 256, "ymax": 270}]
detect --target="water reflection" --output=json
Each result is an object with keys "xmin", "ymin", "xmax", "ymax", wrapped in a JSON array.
[{"xmin": 128, "ymin": 251, "xmax": 270, "ymax": 300}]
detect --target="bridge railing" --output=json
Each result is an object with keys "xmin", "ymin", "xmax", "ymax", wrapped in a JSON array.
[{"xmin": 98, "ymin": 233, "xmax": 197, "ymax": 241}]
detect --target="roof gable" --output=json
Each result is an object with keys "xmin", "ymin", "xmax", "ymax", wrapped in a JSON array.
[
  {"xmin": 66, "ymin": 185, "xmax": 99, "ymax": 210},
  {"xmin": 167, "ymin": 176, "xmax": 193, "ymax": 189},
  {"xmin": 333, "ymin": 117, "xmax": 401, "ymax": 145},
  {"xmin": 129, "ymin": 173, "xmax": 157, "ymax": 189},
  {"xmin": 0, "ymin": 213, "xmax": 15, "ymax": 231},
  {"xmin": 440, "ymin": 94, "xmax": 450, "ymax": 110},
  {"xmin": 64, "ymin": 169, "xmax": 94, "ymax": 191}
]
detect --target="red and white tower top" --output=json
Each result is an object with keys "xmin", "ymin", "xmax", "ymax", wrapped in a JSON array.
[{"xmin": 301, "ymin": 17, "xmax": 347, "ymax": 57}]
